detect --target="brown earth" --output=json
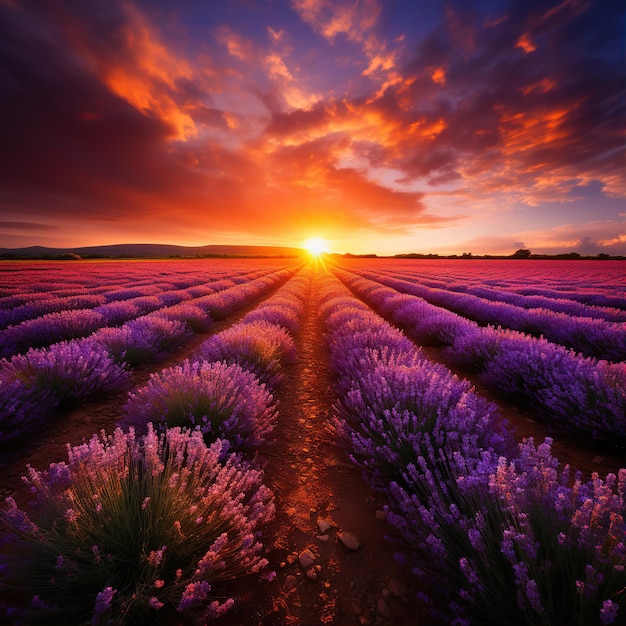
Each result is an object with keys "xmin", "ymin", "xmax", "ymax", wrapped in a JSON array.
[{"xmin": 0, "ymin": 265, "xmax": 623, "ymax": 626}]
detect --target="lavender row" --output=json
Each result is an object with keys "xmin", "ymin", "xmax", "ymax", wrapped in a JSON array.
[
  {"xmin": 463, "ymin": 285, "xmax": 626, "ymax": 322},
  {"xmin": 374, "ymin": 267, "xmax": 626, "ymax": 322},
  {"xmin": 0, "ymin": 260, "xmax": 294, "ymax": 343},
  {"xmin": 319, "ymin": 272, "xmax": 625, "ymax": 626},
  {"xmin": 0, "ymin": 265, "xmax": 302, "ymax": 357},
  {"xmin": 0, "ymin": 263, "xmax": 282, "ymax": 329},
  {"xmin": 0, "ymin": 267, "xmax": 300, "ymax": 446},
  {"xmin": 346, "ymin": 267, "xmax": 626, "ymax": 362},
  {"xmin": 89, "ymin": 265, "xmax": 300, "ymax": 367},
  {"xmin": 511, "ymin": 285, "xmax": 626, "ymax": 310},
  {"xmin": 0, "ymin": 258, "xmax": 288, "ymax": 301},
  {"xmin": 122, "ymin": 267, "xmax": 310, "ymax": 451},
  {"xmin": 318, "ymin": 273, "xmax": 513, "ymax": 489},
  {"xmin": 351, "ymin": 259, "xmax": 626, "ymax": 310},
  {"xmin": 334, "ymin": 268, "xmax": 626, "ymax": 443}
]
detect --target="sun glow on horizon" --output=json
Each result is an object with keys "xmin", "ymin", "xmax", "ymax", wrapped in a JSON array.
[{"xmin": 303, "ymin": 237, "xmax": 330, "ymax": 257}]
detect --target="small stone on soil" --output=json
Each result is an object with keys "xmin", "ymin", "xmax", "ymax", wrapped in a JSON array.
[
  {"xmin": 387, "ymin": 578, "xmax": 407, "ymax": 597},
  {"xmin": 338, "ymin": 531, "xmax": 360, "ymax": 550},
  {"xmin": 376, "ymin": 597, "xmax": 391, "ymax": 620},
  {"xmin": 299, "ymin": 548, "xmax": 316, "ymax": 569},
  {"xmin": 285, "ymin": 575, "xmax": 297, "ymax": 590},
  {"xmin": 375, "ymin": 509, "xmax": 387, "ymax": 520},
  {"xmin": 318, "ymin": 519, "xmax": 332, "ymax": 533},
  {"xmin": 306, "ymin": 567, "xmax": 318, "ymax": 581}
]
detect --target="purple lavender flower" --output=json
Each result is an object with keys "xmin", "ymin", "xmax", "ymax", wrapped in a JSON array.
[
  {"xmin": 124, "ymin": 360, "xmax": 277, "ymax": 449},
  {"xmin": 93, "ymin": 317, "xmax": 192, "ymax": 366},
  {"xmin": 0, "ymin": 374, "xmax": 59, "ymax": 444},
  {"xmin": 195, "ymin": 320, "xmax": 296, "ymax": 388},
  {"xmin": 3, "ymin": 339, "xmax": 129, "ymax": 407},
  {"xmin": 600, "ymin": 599, "xmax": 619, "ymax": 625},
  {"xmin": 0, "ymin": 425, "xmax": 274, "ymax": 624}
]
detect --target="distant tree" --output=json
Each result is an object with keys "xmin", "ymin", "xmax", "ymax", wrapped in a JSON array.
[
  {"xmin": 511, "ymin": 248, "xmax": 532, "ymax": 258},
  {"xmin": 56, "ymin": 252, "xmax": 82, "ymax": 260}
]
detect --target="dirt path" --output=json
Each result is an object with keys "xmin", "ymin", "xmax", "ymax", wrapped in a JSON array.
[{"xmin": 214, "ymin": 268, "xmax": 426, "ymax": 626}]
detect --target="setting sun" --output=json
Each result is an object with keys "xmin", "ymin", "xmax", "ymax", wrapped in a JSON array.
[{"xmin": 303, "ymin": 237, "xmax": 329, "ymax": 257}]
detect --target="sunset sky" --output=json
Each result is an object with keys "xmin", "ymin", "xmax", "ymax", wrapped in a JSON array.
[{"xmin": 0, "ymin": 0, "xmax": 624, "ymax": 256}]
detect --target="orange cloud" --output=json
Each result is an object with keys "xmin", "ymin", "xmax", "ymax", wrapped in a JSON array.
[
  {"xmin": 520, "ymin": 77, "xmax": 557, "ymax": 95},
  {"xmin": 431, "ymin": 67, "xmax": 446, "ymax": 85},
  {"xmin": 265, "ymin": 53, "xmax": 294, "ymax": 81},
  {"xmin": 291, "ymin": 0, "xmax": 382, "ymax": 43},
  {"xmin": 267, "ymin": 27, "xmax": 284, "ymax": 42},
  {"xmin": 516, "ymin": 33, "xmax": 537, "ymax": 53},
  {"xmin": 215, "ymin": 25, "xmax": 255, "ymax": 61},
  {"xmin": 98, "ymin": 6, "xmax": 197, "ymax": 140}
]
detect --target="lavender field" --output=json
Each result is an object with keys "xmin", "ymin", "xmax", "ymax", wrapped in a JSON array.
[{"xmin": 0, "ymin": 257, "xmax": 624, "ymax": 626}]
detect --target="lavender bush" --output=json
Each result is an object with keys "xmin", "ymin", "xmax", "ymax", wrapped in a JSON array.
[
  {"xmin": 242, "ymin": 302, "xmax": 302, "ymax": 334},
  {"xmin": 334, "ymin": 359, "xmax": 513, "ymax": 488},
  {"xmin": 156, "ymin": 290, "xmax": 192, "ymax": 307},
  {"xmin": 1, "ymin": 340, "xmax": 129, "ymax": 409},
  {"xmin": 92, "ymin": 317, "xmax": 193, "ymax": 366},
  {"xmin": 0, "ymin": 425, "xmax": 275, "ymax": 625},
  {"xmin": 0, "ymin": 309, "xmax": 106, "ymax": 357},
  {"xmin": 386, "ymin": 438, "xmax": 625, "ymax": 626},
  {"xmin": 124, "ymin": 360, "xmax": 277, "ymax": 450},
  {"xmin": 0, "ymin": 376, "xmax": 59, "ymax": 445},
  {"xmin": 93, "ymin": 300, "xmax": 142, "ymax": 325},
  {"xmin": 195, "ymin": 320, "xmax": 296, "ymax": 389},
  {"xmin": 149, "ymin": 303, "xmax": 213, "ymax": 333}
]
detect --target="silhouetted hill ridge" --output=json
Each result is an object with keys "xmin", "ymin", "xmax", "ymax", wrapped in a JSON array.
[{"xmin": 0, "ymin": 243, "xmax": 304, "ymax": 258}]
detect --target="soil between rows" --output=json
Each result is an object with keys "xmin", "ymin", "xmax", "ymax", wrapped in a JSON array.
[{"xmin": 210, "ymin": 270, "xmax": 426, "ymax": 626}]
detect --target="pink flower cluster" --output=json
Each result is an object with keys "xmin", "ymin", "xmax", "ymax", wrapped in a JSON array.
[{"xmin": 1, "ymin": 425, "xmax": 275, "ymax": 624}]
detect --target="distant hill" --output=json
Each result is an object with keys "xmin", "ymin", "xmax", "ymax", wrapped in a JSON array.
[{"xmin": 0, "ymin": 243, "xmax": 305, "ymax": 259}]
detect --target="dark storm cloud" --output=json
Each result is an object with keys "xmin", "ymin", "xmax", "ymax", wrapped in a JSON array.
[
  {"xmin": 386, "ymin": 0, "xmax": 625, "ymax": 198},
  {"xmin": 0, "ymin": 0, "xmax": 186, "ymax": 218}
]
